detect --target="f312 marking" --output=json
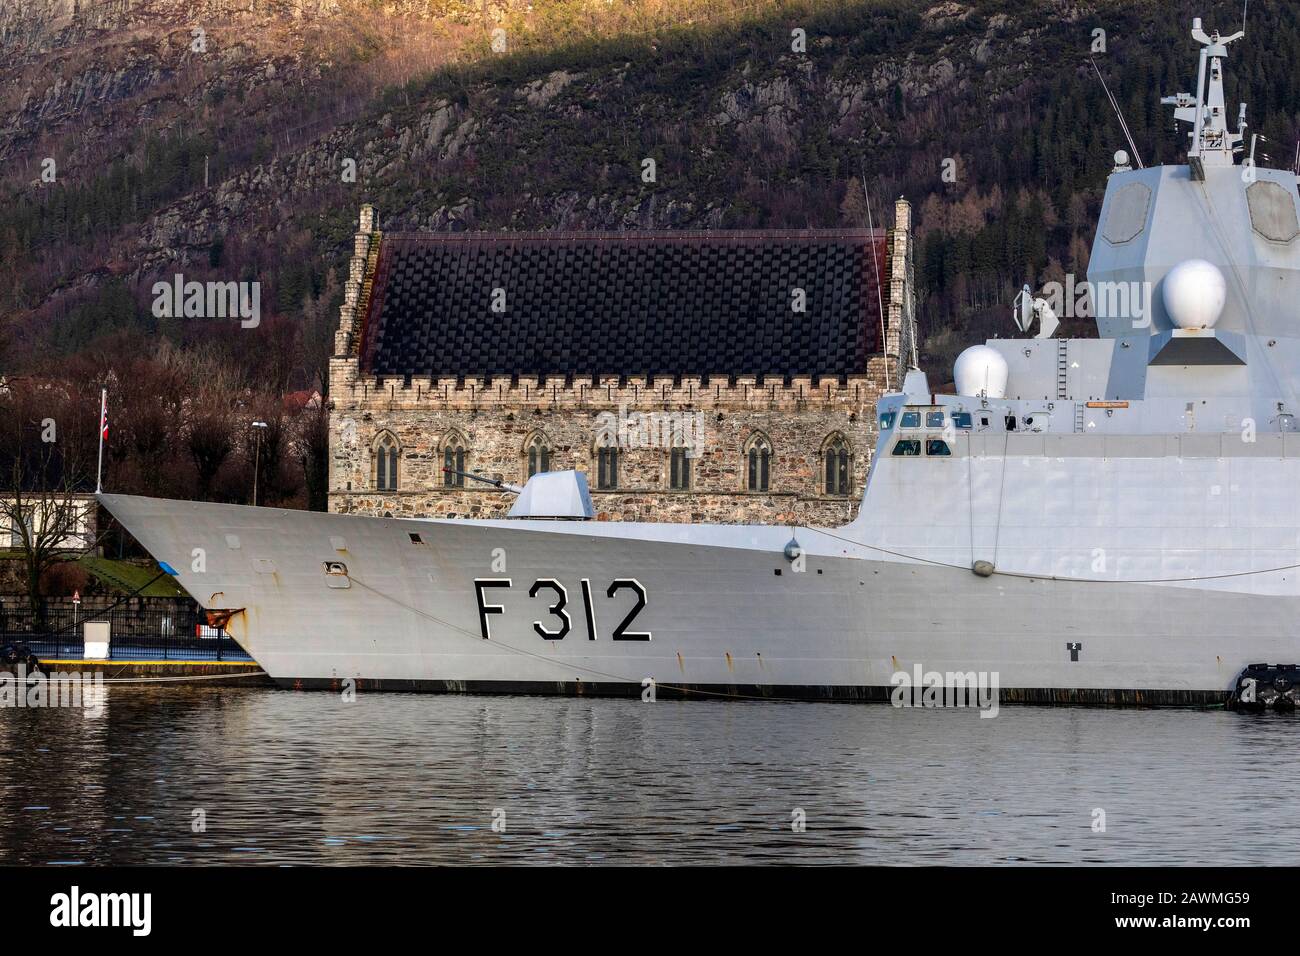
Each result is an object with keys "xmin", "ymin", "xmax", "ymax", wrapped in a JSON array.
[{"xmin": 474, "ymin": 577, "xmax": 650, "ymax": 642}]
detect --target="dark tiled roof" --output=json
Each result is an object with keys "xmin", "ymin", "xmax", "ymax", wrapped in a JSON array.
[{"xmin": 359, "ymin": 231, "xmax": 887, "ymax": 380}]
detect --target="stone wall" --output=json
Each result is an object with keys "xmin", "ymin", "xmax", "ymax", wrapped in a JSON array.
[
  {"xmin": 329, "ymin": 361, "xmax": 890, "ymax": 524},
  {"xmin": 328, "ymin": 202, "xmax": 912, "ymax": 524}
]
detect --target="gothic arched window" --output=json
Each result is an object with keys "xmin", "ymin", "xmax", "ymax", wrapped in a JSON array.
[
  {"xmin": 441, "ymin": 430, "xmax": 468, "ymax": 487},
  {"xmin": 744, "ymin": 432, "xmax": 772, "ymax": 492},
  {"xmin": 373, "ymin": 433, "xmax": 399, "ymax": 491},
  {"xmin": 823, "ymin": 434, "xmax": 851, "ymax": 496},
  {"xmin": 668, "ymin": 438, "xmax": 691, "ymax": 490},
  {"xmin": 595, "ymin": 436, "xmax": 619, "ymax": 490},
  {"xmin": 524, "ymin": 431, "xmax": 552, "ymax": 480}
]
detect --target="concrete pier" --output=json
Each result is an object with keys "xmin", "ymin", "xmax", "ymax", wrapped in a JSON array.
[{"xmin": 37, "ymin": 659, "xmax": 272, "ymax": 686}]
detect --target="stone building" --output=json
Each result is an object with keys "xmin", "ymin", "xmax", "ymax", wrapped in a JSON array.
[{"xmin": 328, "ymin": 200, "xmax": 914, "ymax": 524}]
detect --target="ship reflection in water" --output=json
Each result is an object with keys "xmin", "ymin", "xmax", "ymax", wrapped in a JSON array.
[{"xmin": 0, "ymin": 688, "xmax": 1294, "ymax": 865}]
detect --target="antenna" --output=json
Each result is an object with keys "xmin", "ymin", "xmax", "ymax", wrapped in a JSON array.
[
  {"xmin": 1091, "ymin": 58, "xmax": 1145, "ymax": 168},
  {"xmin": 1011, "ymin": 286, "xmax": 1060, "ymax": 339},
  {"xmin": 1242, "ymin": 0, "xmax": 1250, "ymax": 36},
  {"xmin": 1013, "ymin": 286, "xmax": 1034, "ymax": 333},
  {"xmin": 860, "ymin": 162, "xmax": 891, "ymax": 392}
]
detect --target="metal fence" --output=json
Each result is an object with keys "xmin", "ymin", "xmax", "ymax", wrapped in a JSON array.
[{"xmin": 0, "ymin": 599, "xmax": 251, "ymax": 661}]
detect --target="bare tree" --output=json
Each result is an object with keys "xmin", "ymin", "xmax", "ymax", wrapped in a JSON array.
[
  {"xmin": 299, "ymin": 269, "xmax": 338, "ymax": 396},
  {"xmin": 185, "ymin": 367, "xmax": 243, "ymax": 500},
  {"xmin": 0, "ymin": 380, "xmax": 104, "ymax": 623},
  {"xmin": 296, "ymin": 403, "xmax": 330, "ymax": 512},
  {"xmin": 188, "ymin": 406, "xmax": 236, "ymax": 499}
]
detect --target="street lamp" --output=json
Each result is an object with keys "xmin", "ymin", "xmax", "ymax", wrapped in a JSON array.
[{"xmin": 251, "ymin": 421, "xmax": 268, "ymax": 506}]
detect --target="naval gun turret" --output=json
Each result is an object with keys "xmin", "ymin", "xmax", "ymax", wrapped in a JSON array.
[{"xmin": 443, "ymin": 467, "xmax": 595, "ymax": 519}]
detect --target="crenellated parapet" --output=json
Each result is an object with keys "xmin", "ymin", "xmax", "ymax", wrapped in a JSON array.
[{"xmin": 333, "ymin": 363, "xmax": 893, "ymax": 415}]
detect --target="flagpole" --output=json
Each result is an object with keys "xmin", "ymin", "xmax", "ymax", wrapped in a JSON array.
[{"xmin": 96, "ymin": 388, "xmax": 106, "ymax": 494}]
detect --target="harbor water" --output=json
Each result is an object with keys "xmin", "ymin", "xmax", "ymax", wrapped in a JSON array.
[{"xmin": 2, "ymin": 686, "xmax": 1297, "ymax": 865}]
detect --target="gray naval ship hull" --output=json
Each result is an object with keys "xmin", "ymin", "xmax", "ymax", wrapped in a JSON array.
[
  {"xmin": 91, "ymin": 19, "xmax": 1300, "ymax": 705},
  {"xmin": 99, "ymin": 435, "xmax": 1300, "ymax": 706}
]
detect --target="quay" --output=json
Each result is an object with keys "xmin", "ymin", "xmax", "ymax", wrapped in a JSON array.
[{"xmin": 36, "ymin": 658, "xmax": 272, "ymax": 686}]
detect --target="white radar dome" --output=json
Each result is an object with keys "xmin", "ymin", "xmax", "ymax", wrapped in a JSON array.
[
  {"xmin": 1162, "ymin": 258, "xmax": 1226, "ymax": 330},
  {"xmin": 953, "ymin": 345, "xmax": 1009, "ymax": 399}
]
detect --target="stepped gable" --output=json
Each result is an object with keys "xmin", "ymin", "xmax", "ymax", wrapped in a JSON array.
[{"xmin": 356, "ymin": 229, "xmax": 889, "ymax": 382}]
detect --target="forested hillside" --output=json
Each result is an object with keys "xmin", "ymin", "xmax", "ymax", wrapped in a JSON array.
[{"xmin": 2, "ymin": 0, "xmax": 1299, "ymax": 507}]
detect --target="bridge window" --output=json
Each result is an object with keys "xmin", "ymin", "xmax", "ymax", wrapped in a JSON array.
[
  {"xmin": 925, "ymin": 411, "xmax": 945, "ymax": 429},
  {"xmin": 891, "ymin": 439, "xmax": 922, "ymax": 457},
  {"xmin": 900, "ymin": 411, "xmax": 921, "ymax": 428},
  {"xmin": 952, "ymin": 412, "xmax": 973, "ymax": 429},
  {"xmin": 926, "ymin": 439, "xmax": 952, "ymax": 456},
  {"xmin": 879, "ymin": 412, "xmax": 896, "ymax": 430}
]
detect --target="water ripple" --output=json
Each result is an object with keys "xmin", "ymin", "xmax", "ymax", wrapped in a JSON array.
[{"xmin": 1, "ymin": 687, "xmax": 1298, "ymax": 864}]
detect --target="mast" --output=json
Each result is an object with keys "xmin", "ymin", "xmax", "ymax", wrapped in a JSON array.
[{"xmin": 1161, "ymin": 18, "xmax": 1246, "ymax": 180}]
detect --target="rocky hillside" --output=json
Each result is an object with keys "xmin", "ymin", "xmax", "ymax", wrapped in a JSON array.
[{"xmin": 4, "ymin": 0, "xmax": 1300, "ymax": 386}]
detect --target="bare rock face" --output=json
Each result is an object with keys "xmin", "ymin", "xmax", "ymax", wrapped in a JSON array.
[
  {"xmin": 4, "ymin": 3, "xmax": 285, "ymax": 162},
  {"xmin": 520, "ymin": 70, "xmax": 582, "ymax": 107},
  {"xmin": 0, "ymin": 0, "xmax": 522, "ymax": 156},
  {"xmin": 2, "ymin": 0, "xmax": 1051, "ymax": 321},
  {"xmin": 922, "ymin": 2, "xmax": 972, "ymax": 28}
]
